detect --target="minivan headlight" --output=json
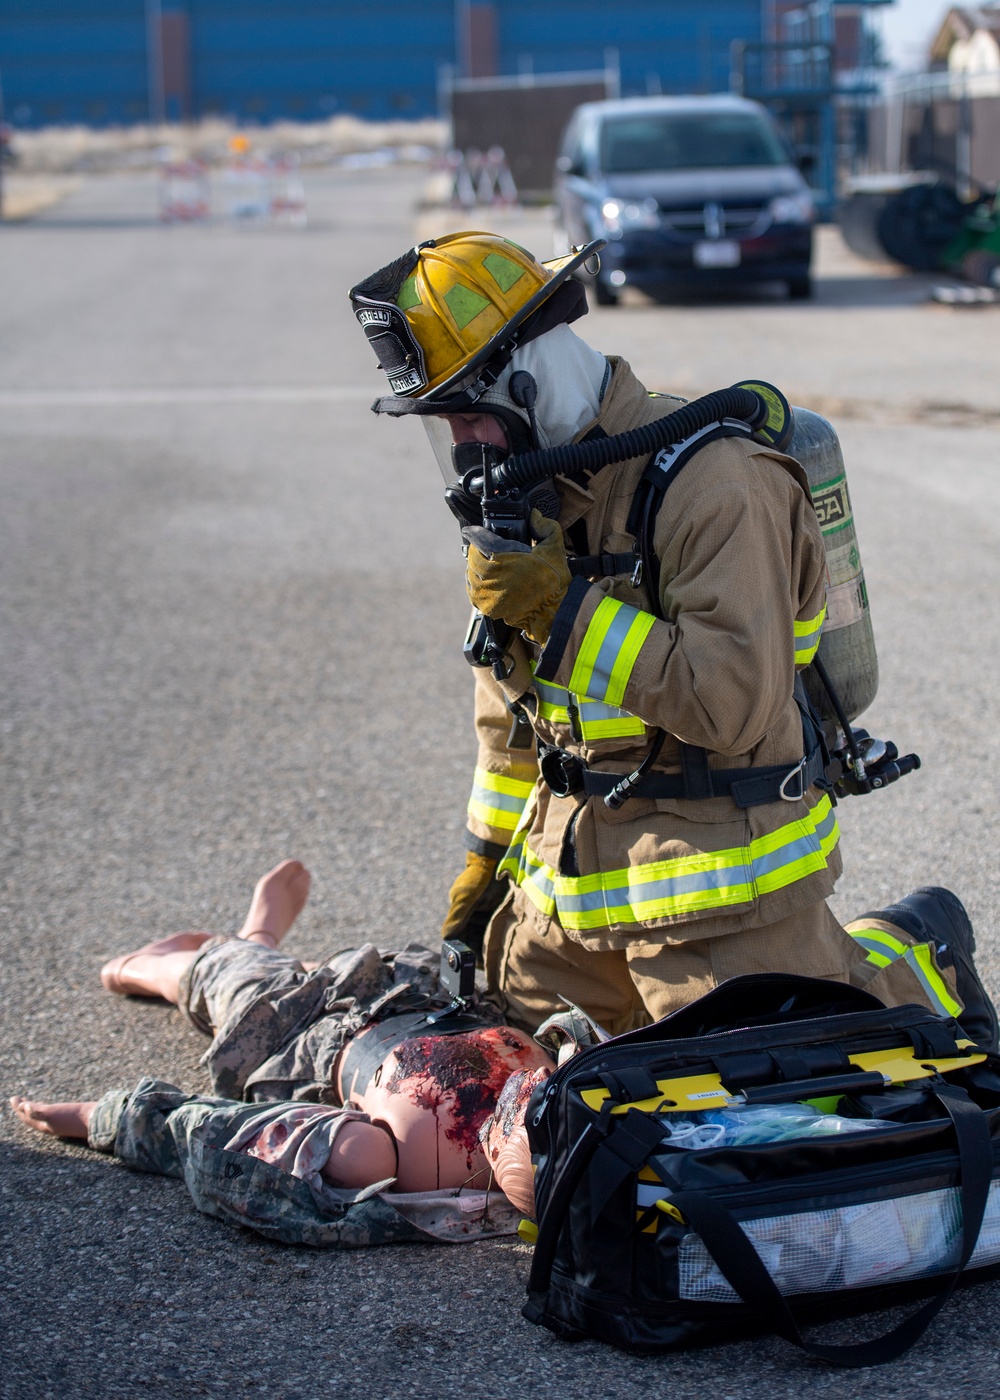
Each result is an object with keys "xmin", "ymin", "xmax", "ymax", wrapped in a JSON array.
[
  {"xmin": 600, "ymin": 198, "xmax": 659, "ymax": 231},
  {"xmin": 768, "ymin": 192, "xmax": 814, "ymax": 225}
]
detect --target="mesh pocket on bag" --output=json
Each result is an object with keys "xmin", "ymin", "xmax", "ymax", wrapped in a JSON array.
[{"xmin": 678, "ymin": 1179, "xmax": 1000, "ymax": 1302}]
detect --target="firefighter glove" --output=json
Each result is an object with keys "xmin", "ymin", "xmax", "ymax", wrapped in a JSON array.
[
  {"xmin": 463, "ymin": 510, "xmax": 571, "ymax": 645},
  {"xmin": 441, "ymin": 851, "xmax": 504, "ymax": 959}
]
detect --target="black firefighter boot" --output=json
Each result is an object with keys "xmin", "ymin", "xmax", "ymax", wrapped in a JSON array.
[{"xmin": 861, "ymin": 886, "xmax": 1000, "ymax": 1052}]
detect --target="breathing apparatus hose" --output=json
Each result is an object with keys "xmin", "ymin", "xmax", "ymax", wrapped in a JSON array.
[{"xmin": 492, "ymin": 385, "xmax": 768, "ymax": 493}]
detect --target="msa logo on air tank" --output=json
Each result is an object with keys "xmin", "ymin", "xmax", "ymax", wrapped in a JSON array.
[{"xmin": 812, "ymin": 475, "xmax": 852, "ymax": 532}]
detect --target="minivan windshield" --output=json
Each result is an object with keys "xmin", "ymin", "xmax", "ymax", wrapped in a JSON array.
[{"xmin": 600, "ymin": 112, "xmax": 788, "ymax": 174}]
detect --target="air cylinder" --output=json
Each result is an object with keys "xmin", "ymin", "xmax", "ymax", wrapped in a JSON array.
[{"xmin": 786, "ymin": 407, "xmax": 879, "ymax": 737}]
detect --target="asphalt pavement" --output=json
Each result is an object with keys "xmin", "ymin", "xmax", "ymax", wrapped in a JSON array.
[{"xmin": 2, "ymin": 166, "xmax": 999, "ymax": 1399}]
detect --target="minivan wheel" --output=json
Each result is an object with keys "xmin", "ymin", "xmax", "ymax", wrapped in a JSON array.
[
  {"xmin": 592, "ymin": 277, "xmax": 619, "ymax": 306},
  {"xmin": 788, "ymin": 275, "xmax": 813, "ymax": 300}
]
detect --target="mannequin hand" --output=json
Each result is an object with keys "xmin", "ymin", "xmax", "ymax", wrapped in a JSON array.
[{"xmin": 464, "ymin": 510, "xmax": 571, "ymax": 645}]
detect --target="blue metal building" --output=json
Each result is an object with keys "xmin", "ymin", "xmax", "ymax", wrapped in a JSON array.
[{"xmin": 0, "ymin": 1, "xmax": 767, "ymax": 128}]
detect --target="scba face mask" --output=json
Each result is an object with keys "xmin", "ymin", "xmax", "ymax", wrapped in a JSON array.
[
  {"xmin": 424, "ymin": 400, "xmax": 561, "ymax": 531},
  {"xmin": 422, "ymin": 329, "xmax": 609, "ymax": 501},
  {"xmin": 421, "ymin": 402, "xmax": 533, "ymax": 488}
]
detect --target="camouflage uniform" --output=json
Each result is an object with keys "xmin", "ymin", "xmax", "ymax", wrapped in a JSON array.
[
  {"xmin": 177, "ymin": 936, "xmax": 503, "ymax": 1102},
  {"xmin": 87, "ymin": 1077, "xmax": 519, "ymax": 1247}
]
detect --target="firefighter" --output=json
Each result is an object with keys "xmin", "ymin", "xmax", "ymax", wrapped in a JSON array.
[{"xmin": 349, "ymin": 232, "xmax": 998, "ymax": 1050}]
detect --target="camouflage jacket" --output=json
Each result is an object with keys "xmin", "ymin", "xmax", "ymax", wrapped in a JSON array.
[{"xmin": 89, "ymin": 1077, "xmax": 519, "ymax": 1247}]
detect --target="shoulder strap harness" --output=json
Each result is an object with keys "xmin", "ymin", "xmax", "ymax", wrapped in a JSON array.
[{"xmin": 548, "ymin": 418, "xmax": 830, "ymax": 811}]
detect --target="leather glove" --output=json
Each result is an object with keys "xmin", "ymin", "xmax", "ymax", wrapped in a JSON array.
[
  {"xmin": 441, "ymin": 851, "xmax": 504, "ymax": 961},
  {"xmin": 463, "ymin": 509, "xmax": 571, "ymax": 645}
]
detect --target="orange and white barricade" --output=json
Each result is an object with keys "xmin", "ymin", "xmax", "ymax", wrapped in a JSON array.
[
  {"xmin": 159, "ymin": 159, "xmax": 210, "ymax": 222},
  {"xmin": 269, "ymin": 156, "xmax": 307, "ymax": 227}
]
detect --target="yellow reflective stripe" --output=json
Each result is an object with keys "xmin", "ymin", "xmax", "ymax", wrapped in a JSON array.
[
  {"xmin": 533, "ymin": 673, "xmax": 568, "ymax": 702},
  {"xmin": 848, "ymin": 927, "xmax": 909, "ymax": 967},
  {"xmin": 503, "ymin": 795, "xmax": 839, "ymax": 931},
  {"xmin": 567, "ymin": 596, "xmax": 656, "ymax": 708},
  {"xmin": 534, "ymin": 673, "xmax": 573, "ymax": 726},
  {"xmin": 577, "ymin": 697, "xmax": 646, "ymax": 740},
  {"xmin": 472, "ymin": 768, "xmax": 535, "ymax": 800},
  {"xmin": 533, "ymin": 666, "xmax": 645, "ymax": 739},
  {"xmin": 752, "ymin": 799, "xmax": 840, "ymax": 895},
  {"xmin": 855, "ymin": 945, "xmax": 893, "ymax": 969},
  {"xmin": 846, "ymin": 929, "xmax": 963, "ymax": 1018},
  {"xmin": 467, "ymin": 767, "xmax": 534, "ymax": 834},
  {"xmin": 467, "ymin": 799, "xmax": 522, "ymax": 831},
  {"xmin": 536, "ymin": 704, "xmax": 644, "ymax": 738},
  {"xmin": 906, "ymin": 944, "xmax": 963, "ymax": 1019},
  {"xmin": 499, "ymin": 825, "xmax": 556, "ymax": 916},
  {"xmin": 604, "ymin": 611, "xmax": 656, "ymax": 709},
  {"xmin": 567, "ymin": 595, "xmax": 620, "ymax": 697},
  {"xmin": 793, "ymin": 604, "xmax": 826, "ymax": 666},
  {"xmin": 579, "ymin": 716, "xmax": 647, "ymax": 739}
]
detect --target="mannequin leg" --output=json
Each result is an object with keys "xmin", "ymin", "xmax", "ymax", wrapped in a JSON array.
[
  {"xmin": 100, "ymin": 859, "xmax": 311, "ymax": 1003},
  {"xmin": 9, "ymin": 1097, "xmax": 96, "ymax": 1139}
]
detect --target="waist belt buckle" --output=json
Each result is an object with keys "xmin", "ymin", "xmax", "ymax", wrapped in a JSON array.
[
  {"xmin": 779, "ymin": 755, "xmax": 808, "ymax": 802},
  {"xmin": 540, "ymin": 747, "xmax": 585, "ymax": 798}
]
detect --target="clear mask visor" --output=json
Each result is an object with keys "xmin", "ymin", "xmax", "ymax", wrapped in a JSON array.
[
  {"xmin": 422, "ymin": 417, "xmax": 462, "ymax": 487},
  {"xmin": 421, "ymin": 414, "xmax": 511, "ymax": 487}
]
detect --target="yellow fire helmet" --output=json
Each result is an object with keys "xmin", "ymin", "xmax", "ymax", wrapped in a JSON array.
[{"xmin": 349, "ymin": 231, "xmax": 604, "ymax": 412}]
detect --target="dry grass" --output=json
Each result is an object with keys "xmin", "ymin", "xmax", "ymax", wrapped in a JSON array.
[
  {"xmin": 8, "ymin": 115, "xmax": 449, "ymax": 174},
  {"xmin": 0, "ymin": 174, "xmax": 81, "ymax": 220}
]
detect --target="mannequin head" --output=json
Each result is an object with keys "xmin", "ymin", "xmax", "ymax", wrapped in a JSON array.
[{"xmin": 480, "ymin": 1066, "xmax": 552, "ymax": 1217}]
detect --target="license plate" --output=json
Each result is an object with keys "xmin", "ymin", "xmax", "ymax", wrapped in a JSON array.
[{"xmin": 693, "ymin": 239, "xmax": 741, "ymax": 268}]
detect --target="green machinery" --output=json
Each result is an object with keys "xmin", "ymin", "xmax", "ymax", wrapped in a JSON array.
[{"xmin": 841, "ymin": 178, "xmax": 1000, "ymax": 286}]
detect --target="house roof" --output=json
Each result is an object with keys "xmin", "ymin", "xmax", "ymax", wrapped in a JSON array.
[
  {"xmin": 924, "ymin": 5, "xmax": 997, "ymax": 60},
  {"xmin": 930, "ymin": 6, "xmax": 1000, "ymax": 63}
]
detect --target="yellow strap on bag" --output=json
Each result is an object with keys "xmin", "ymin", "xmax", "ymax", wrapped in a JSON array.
[{"xmin": 579, "ymin": 1041, "xmax": 987, "ymax": 1116}]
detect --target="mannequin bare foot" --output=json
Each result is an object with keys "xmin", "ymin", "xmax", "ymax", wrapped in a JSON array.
[
  {"xmin": 100, "ymin": 931, "xmax": 215, "ymax": 997},
  {"xmin": 10, "ymin": 1096, "xmax": 96, "ymax": 1140},
  {"xmin": 236, "ymin": 860, "xmax": 311, "ymax": 948}
]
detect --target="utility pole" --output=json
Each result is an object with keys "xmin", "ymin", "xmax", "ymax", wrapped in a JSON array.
[
  {"xmin": 0, "ymin": 68, "xmax": 5, "ymax": 222},
  {"xmin": 810, "ymin": 2, "xmax": 838, "ymax": 214},
  {"xmin": 145, "ymin": 0, "xmax": 165, "ymax": 125},
  {"xmin": 455, "ymin": 0, "xmax": 476, "ymax": 80}
]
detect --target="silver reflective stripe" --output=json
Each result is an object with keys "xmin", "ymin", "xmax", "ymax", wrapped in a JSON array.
[
  {"xmin": 752, "ymin": 805, "xmax": 837, "ymax": 880},
  {"xmin": 533, "ymin": 676, "xmax": 567, "ymax": 706},
  {"xmin": 555, "ymin": 859, "xmax": 752, "ymax": 916},
  {"xmin": 470, "ymin": 782, "xmax": 527, "ymax": 816},
  {"xmin": 587, "ymin": 605, "xmax": 643, "ymax": 701}
]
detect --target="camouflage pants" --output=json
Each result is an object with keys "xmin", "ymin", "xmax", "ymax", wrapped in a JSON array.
[
  {"xmin": 87, "ymin": 1076, "xmax": 521, "ymax": 1247},
  {"xmin": 177, "ymin": 938, "xmax": 481, "ymax": 1103}
]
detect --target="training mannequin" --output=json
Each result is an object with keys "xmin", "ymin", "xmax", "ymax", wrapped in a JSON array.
[{"xmin": 11, "ymin": 861, "xmax": 552, "ymax": 1217}]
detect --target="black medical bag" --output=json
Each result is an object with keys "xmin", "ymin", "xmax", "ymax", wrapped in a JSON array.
[{"xmin": 523, "ymin": 974, "xmax": 1000, "ymax": 1366}]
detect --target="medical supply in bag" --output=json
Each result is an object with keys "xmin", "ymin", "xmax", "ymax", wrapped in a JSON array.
[
  {"xmin": 523, "ymin": 973, "xmax": 1000, "ymax": 1367},
  {"xmin": 657, "ymin": 1102, "xmax": 885, "ymax": 1150}
]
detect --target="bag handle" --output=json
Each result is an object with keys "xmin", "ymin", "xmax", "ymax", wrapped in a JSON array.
[
  {"xmin": 669, "ymin": 1089, "xmax": 993, "ymax": 1367},
  {"xmin": 524, "ymin": 1118, "xmax": 609, "ymax": 1314}
]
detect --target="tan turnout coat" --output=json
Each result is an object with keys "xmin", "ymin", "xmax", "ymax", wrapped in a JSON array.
[{"xmin": 465, "ymin": 359, "xmax": 841, "ymax": 953}]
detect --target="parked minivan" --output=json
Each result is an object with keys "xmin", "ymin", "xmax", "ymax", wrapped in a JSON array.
[{"xmin": 554, "ymin": 95, "xmax": 814, "ymax": 303}]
